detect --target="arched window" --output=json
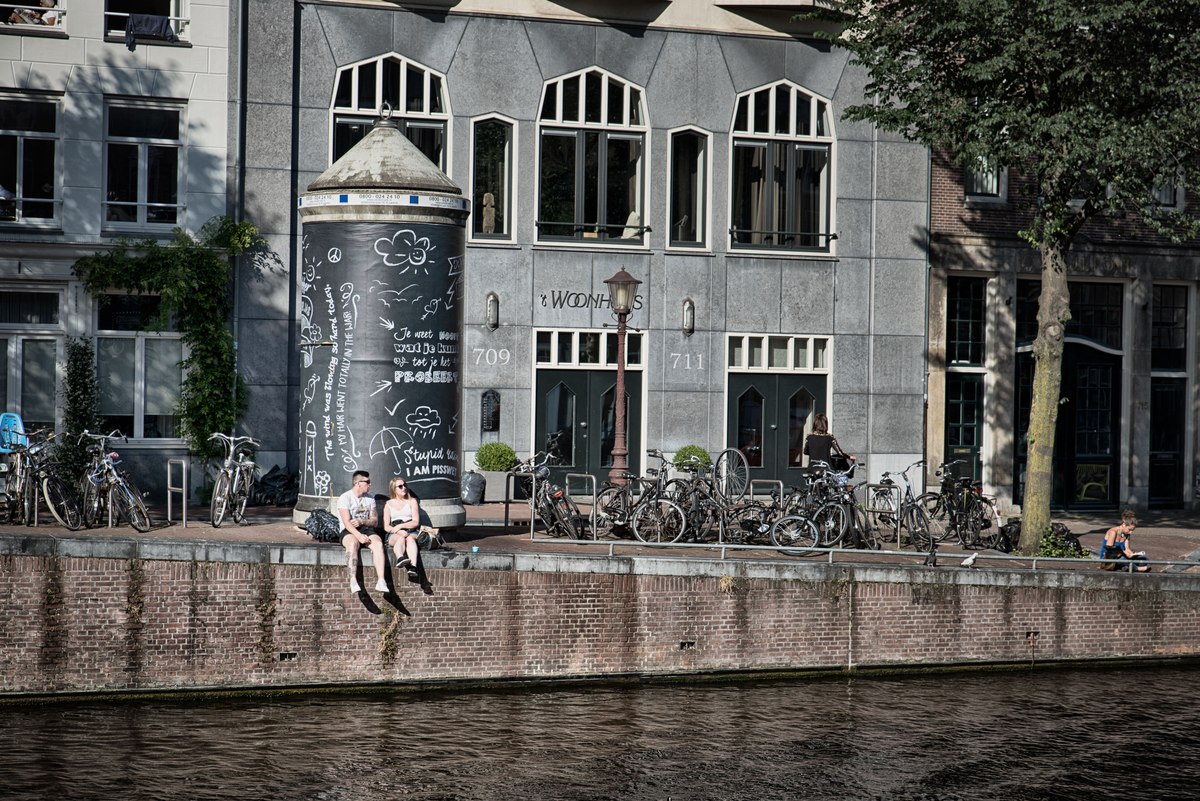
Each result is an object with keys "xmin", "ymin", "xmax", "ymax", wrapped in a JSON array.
[
  {"xmin": 471, "ymin": 115, "xmax": 515, "ymax": 240},
  {"xmin": 730, "ymin": 80, "xmax": 834, "ymax": 252},
  {"xmin": 330, "ymin": 54, "xmax": 450, "ymax": 170},
  {"xmin": 536, "ymin": 68, "xmax": 649, "ymax": 245}
]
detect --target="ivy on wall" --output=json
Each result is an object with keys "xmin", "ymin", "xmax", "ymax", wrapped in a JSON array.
[{"xmin": 72, "ymin": 217, "xmax": 264, "ymax": 460}]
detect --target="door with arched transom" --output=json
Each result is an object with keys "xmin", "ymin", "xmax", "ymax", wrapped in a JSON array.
[
  {"xmin": 535, "ymin": 369, "xmax": 642, "ymax": 488},
  {"xmin": 726, "ymin": 373, "xmax": 827, "ymax": 486}
]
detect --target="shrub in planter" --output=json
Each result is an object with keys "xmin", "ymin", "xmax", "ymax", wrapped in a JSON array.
[
  {"xmin": 474, "ymin": 441, "xmax": 518, "ymax": 472},
  {"xmin": 672, "ymin": 444, "xmax": 712, "ymax": 472}
]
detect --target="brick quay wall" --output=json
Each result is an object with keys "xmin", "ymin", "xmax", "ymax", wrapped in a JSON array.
[{"xmin": 2, "ymin": 535, "xmax": 1199, "ymax": 698}]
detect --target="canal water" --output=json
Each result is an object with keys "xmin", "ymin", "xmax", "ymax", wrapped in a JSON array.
[{"xmin": 1, "ymin": 665, "xmax": 1196, "ymax": 800}]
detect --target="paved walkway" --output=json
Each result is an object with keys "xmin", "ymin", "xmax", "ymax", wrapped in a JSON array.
[{"xmin": 6, "ymin": 501, "xmax": 1200, "ymax": 572}]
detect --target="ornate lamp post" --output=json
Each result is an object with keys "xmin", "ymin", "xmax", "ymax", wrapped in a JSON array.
[{"xmin": 604, "ymin": 267, "xmax": 641, "ymax": 487}]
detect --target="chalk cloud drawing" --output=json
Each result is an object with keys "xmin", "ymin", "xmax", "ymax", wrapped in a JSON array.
[
  {"xmin": 406, "ymin": 406, "xmax": 441, "ymax": 439},
  {"xmin": 370, "ymin": 426, "xmax": 415, "ymax": 472},
  {"xmin": 375, "ymin": 229, "xmax": 436, "ymax": 273}
]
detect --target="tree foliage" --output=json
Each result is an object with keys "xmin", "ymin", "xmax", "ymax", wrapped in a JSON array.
[
  {"xmin": 72, "ymin": 217, "xmax": 264, "ymax": 460},
  {"xmin": 811, "ymin": 0, "xmax": 1200, "ymax": 551},
  {"xmin": 56, "ymin": 336, "xmax": 102, "ymax": 479}
]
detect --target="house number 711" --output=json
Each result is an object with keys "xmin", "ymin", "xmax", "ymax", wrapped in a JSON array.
[{"xmin": 669, "ymin": 353, "xmax": 703, "ymax": 370}]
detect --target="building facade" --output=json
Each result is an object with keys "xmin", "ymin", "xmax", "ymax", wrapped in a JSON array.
[
  {"xmin": 238, "ymin": 0, "xmax": 931, "ymax": 500},
  {"xmin": 1, "ymin": 1, "xmax": 230, "ymax": 492},
  {"xmin": 927, "ymin": 153, "xmax": 1199, "ymax": 513}
]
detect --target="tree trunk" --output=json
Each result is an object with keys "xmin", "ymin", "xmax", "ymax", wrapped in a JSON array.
[{"xmin": 1018, "ymin": 236, "xmax": 1072, "ymax": 553}]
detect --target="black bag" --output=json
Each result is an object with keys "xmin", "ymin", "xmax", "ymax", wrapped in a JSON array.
[
  {"xmin": 461, "ymin": 471, "xmax": 486, "ymax": 505},
  {"xmin": 304, "ymin": 508, "xmax": 342, "ymax": 543}
]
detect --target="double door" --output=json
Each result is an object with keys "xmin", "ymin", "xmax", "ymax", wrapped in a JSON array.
[
  {"xmin": 535, "ymin": 369, "xmax": 642, "ymax": 487},
  {"xmin": 726, "ymin": 373, "xmax": 828, "ymax": 486}
]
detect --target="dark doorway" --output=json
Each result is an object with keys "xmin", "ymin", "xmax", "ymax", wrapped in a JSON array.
[
  {"xmin": 535, "ymin": 369, "xmax": 642, "ymax": 488},
  {"xmin": 1149, "ymin": 377, "xmax": 1186, "ymax": 508},
  {"xmin": 726, "ymin": 373, "xmax": 828, "ymax": 486}
]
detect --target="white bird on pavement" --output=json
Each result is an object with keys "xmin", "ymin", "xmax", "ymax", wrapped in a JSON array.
[{"xmin": 961, "ymin": 553, "xmax": 978, "ymax": 568}]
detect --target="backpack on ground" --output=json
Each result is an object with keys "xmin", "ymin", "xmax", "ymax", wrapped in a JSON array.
[{"xmin": 304, "ymin": 508, "xmax": 342, "ymax": 543}]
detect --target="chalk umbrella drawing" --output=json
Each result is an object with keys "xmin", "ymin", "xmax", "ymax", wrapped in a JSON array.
[{"xmin": 370, "ymin": 426, "xmax": 415, "ymax": 472}]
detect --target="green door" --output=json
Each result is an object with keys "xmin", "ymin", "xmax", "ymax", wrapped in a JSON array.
[
  {"xmin": 944, "ymin": 373, "xmax": 983, "ymax": 482},
  {"xmin": 535, "ymin": 369, "xmax": 642, "ymax": 488},
  {"xmin": 727, "ymin": 373, "xmax": 828, "ymax": 487}
]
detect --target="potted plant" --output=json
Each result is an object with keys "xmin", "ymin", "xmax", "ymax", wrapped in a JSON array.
[
  {"xmin": 474, "ymin": 441, "xmax": 518, "ymax": 502},
  {"xmin": 672, "ymin": 444, "xmax": 712, "ymax": 476}
]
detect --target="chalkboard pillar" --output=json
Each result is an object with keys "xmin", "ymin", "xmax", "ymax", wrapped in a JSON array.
[{"xmin": 295, "ymin": 112, "xmax": 469, "ymax": 529}]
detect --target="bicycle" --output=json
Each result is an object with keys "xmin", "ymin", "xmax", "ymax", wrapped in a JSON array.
[
  {"xmin": 512, "ymin": 452, "xmax": 583, "ymax": 538},
  {"xmin": 0, "ymin": 428, "xmax": 81, "ymax": 529},
  {"xmin": 593, "ymin": 449, "xmax": 687, "ymax": 544},
  {"xmin": 77, "ymin": 430, "xmax": 152, "ymax": 532},
  {"xmin": 867, "ymin": 460, "xmax": 930, "ymax": 549},
  {"xmin": 664, "ymin": 455, "xmax": 729, "ymax": 542},
  {"xmin": 919, "ymin": 461, "xmax": 1003, "ymax": 549},
  {"xmin": 209, "ymin": 432, "xmax": 261, "ymax": 527}
]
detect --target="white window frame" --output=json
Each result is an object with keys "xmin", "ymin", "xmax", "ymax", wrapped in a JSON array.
[
  {"xmin": 103, "ymin": 0, "xmax": 189, "ymax": 42},
  {"xmin": 535, "ymin": 67, "xmax": 650, "ymax": 248},
  {"xmin": 666, "ymin": 125, "xmax": 711, "ymax": 251},
  {"xmin": 95, "ymin": 294, "xmax": 187, "ymax": 443},
  {"xmin": 0, "ymin": 284, "xmax": 66, "ymax": 432},
  {"xmin": 2, "ymin": 2, "xmax": 67, "ymax": 30},
  {"xmin": 0, "ymin": 93, "xmax": 62, "ymax": 227},
  {"xmin": 468, "ymin": 113, "xmax": 517, "ymax": 243},
  {"xmin": 728, "ymin": 80, "xmax": 836, "ymax": 255},
  {"xmin": 329, "ymin": 53, "xmax": 451, "ymax": 173},
  {"xmin": 725, "ymin": 333, "xmax": 831, "ymax": 374},
  {"xmin": 102, "ymin": 98, "xmax": 186, "ymax": 231}
]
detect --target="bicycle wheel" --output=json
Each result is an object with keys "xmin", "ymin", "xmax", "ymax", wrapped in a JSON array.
[
  {"xmin": 917, "ymin": 493, "xmax": 952, "ymax": 543},
  {"xmin": 631, "ymin": 498, "xmax": 686, "ymax": 544},
  {"xmin": 42, "ymin": 474, "xmax": 82, "ymax": 531},
  {"xmin": 112, "ymin": 478, "xmax": 151, "ymax": 533},
  {"xmin": 770, "ymin": 514, "xmax": 820, "ymax": 553},
  {"xmin": 901, "ymin": 504, "xmax": 931, "ymax": 550},
  {"xmin": 850, "ymin": 504, "xmax": 880, "ymax": 550},
  {"xmin": 593, "ymin": 486, "xmax": 630, "ymax": 538},
  {"xmin": 724, "ymin": 503, "xmax": 775, "ymax": 545},
  {"xmin": 21, "ymin": 471, "xmax": 35, "ymax": 526},
  {"xmin": 812, "ymin": 502, "xmax": 848, "ymax": 547},
  {"xmin": 210, "ymin": 471, "xmax": 231, "ymax": 528},
  {"xmin": 714, "ymin": 448, "xmax": 749, "ymax": 504},
  {"xmin": 231, "ymin": 470, "xmax": 251, "ymax": 524},
  {"xmin": 78, "ymin": 476, "xmax": 101, "ymax": 528},
  {"xmin": 551, "ymin": 494, "xmax": 584, "ymax": 538}
]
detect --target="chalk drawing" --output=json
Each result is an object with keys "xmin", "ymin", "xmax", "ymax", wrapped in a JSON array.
[
  {"xmin": 370, "ymin": 426, "xmax": 415, "ymax": 472},
  {"xmin": 406, "ymin": 406, "xmax": 442, "ymax": 439},
  {"xmin": 374, "ymin": 229, "xmax": 436, "ymax": 273}
]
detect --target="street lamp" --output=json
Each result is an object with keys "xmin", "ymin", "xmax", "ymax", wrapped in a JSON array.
[{"xmin": 604, "ymin": 267, "xmax": 641, "ymax": 486}]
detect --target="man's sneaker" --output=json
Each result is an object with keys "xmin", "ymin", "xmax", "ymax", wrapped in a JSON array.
[
  {"xmin": 406, "ymin": 567, "xmax": 420, "ymax": 583},
  {"xmin": 350, "ymin": 580, "xmax": 363, "ymax": 593},
  {"xmin": 375, "ymin": 579, "xmax": 389, "ymax": 592}
]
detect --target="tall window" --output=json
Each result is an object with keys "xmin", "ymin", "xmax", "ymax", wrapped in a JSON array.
[
  {"xmin": 0, "ymin": 96, "xmax": 59, "ymax": 225},
  {"xmin": 104, "ymin": 101, "xmax": 183, "ymax": 227},
  {"xmin": 669, "ymin": 128, "xmax": 708, "ymax": 248},
  {"xmin": 947, "ymin": 277, "xmax": 986, "ymax": 365},
  {"xmin": 730, "ymin": 81, "xmax": 833, "ymax": 252},
  {"xmin": 1152, "ymin": 285, "xmax": 1188, "ymax": 371},
  {"xmin": 104, "ymin": 0, "xmax": 187, "ymax": 40},
  {"xmin": 330, "ymin": 54, "xmax": 449, "ymax": 169},
  {"xmin": 0, "ymin": 289, "xmax": 62, "ymax": 432},
  {"xmin": 536, "ymin": 68, "xmax": 648, "ymax": 245},
  {"xmin": 471, "ymin": 116, "xmax": 513, "ymax": 240},
  {"xmin": 96, "ymin": 295, "xmax": 183, "ymax": 439}
]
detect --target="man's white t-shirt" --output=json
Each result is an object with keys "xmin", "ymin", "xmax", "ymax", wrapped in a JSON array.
[{"xmin": 337, "ymin": 490, "xmax": 375, "ymax": 533}]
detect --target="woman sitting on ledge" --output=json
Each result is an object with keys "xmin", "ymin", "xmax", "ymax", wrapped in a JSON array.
[{"xmin": 1100, "ymin": 509, "xmax": 1150, "ymax": 572}]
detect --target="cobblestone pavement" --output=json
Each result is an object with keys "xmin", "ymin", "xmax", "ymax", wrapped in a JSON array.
[{"xmin": 5, "ymin": 501, "xmax": 1200, "ymax": 573}]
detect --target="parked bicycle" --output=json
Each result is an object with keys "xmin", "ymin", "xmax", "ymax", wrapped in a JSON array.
[
  {"xmin": 513, "ymin": 452, "xmax": 583, "ymax": 538},
  {"xmin": 77, "ymin": 430, "xmax": 151, "ymax": 532},
  {"xmin": 866, "ymin": 460, "xmax": 930, "ymax": 548},
  {"xmin": 209, "ymin": 432, "xmax": 260, "ymax": 527},
  {"xmin": 593, "ymin": 449, "xmax": 687, "ymax": 544},
  {"xmin": 919, "ymin": 460, "xmax": 1005, "ymax": 549},
  {"xmin": 0, "ymin": 428, "xmax": 81, "ymax": 530}
]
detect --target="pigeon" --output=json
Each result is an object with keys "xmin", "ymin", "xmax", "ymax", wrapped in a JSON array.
[{"xmin": 961, "ymin": 553, "xmax": 978, "ymax": 568}]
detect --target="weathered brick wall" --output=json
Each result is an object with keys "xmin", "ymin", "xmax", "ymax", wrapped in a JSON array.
[{"xmin": 2, "ymin": 549, "xmax": 1199, "ymax": 696}]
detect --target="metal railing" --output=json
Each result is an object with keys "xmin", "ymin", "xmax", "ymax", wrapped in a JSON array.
[{"xmin": 166, "ymin": 458, "xmax": 188, "ymax": 527}]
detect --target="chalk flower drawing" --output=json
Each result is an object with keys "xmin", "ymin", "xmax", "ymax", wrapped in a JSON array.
[
  {"xmin": 375, "ymin": 229, "xmax": 436, "ymax": 273},
  {"xmin": 314, "ymin": 470, "xmax": 332, "ymax": 496},
  {"xmin": 406, "ymin": 406, "xmax": 442, "ymax": 439}
]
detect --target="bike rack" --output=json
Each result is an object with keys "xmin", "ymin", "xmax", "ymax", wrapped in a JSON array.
[
  {"xmin": 865, "ymin": 483, "xmax": 902, "ymax": 546},
  {"xmin": 166, "ymin": 458, "xmax": 188, "ymax": 527},
  {"xmin": 565, "ymin": 473, "xmax": 598, "ymax": 538}
]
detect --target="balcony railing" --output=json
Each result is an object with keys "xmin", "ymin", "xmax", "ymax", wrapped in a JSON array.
[{"xmin": 3, "ymin": 3, "xmax": 66, "ymax": 29}]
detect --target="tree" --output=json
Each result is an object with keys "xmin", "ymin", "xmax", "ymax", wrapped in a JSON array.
[
  {"xmin": 812, "ymin": 0, "xmax": 1200, "ymax": 551},
  {"xmin": 73, "ymin": 217, "xmax": 264, "ymax": 460}
]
